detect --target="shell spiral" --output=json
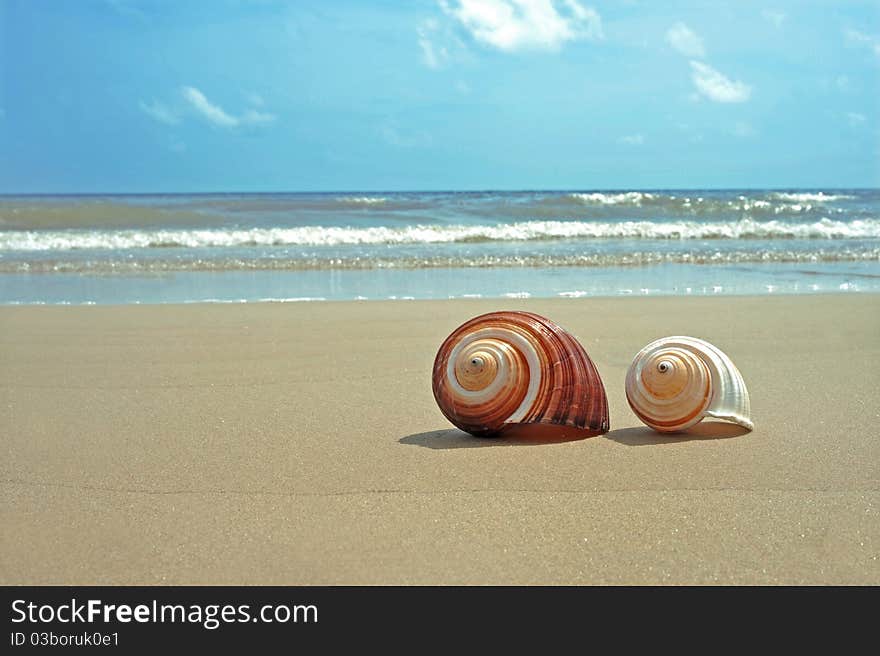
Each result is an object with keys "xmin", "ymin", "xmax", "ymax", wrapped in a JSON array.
[
  {"xmin": 625, "ymin": 336, "xmax": 753, "ymax": 433},
  {"xmin": 432, "ymin": 311, "xmax": 610, "ymax": 437}
]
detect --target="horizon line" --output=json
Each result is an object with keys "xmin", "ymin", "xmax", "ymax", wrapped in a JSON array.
[{"xmin": 1, "ymin": 186, "xmax": 878, "ymax": 196}]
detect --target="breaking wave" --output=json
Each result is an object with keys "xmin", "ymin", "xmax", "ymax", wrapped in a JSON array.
[
  {"xmin": 566, "ymin": 192, "xmax": 656, "ymax": 205},
  {"xmin": 335, "ymin": 196, "xmax": 387, "ymax": 205},
  {"xmin": 561, "ymin": 191, "xmax": 857, "ymax": 215},
  {"xmin": 770, "ymin": 192, "xmax": 855, "ymax": 202},
  {"xmin": 3, "ymin": 218, "xmax": 879, "ymax": 251},
  {"xmin": 3, "ymin": 247, "xmax": 877, "ymax": 274}
]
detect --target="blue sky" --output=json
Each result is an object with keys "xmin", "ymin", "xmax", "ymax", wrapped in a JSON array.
[{"xmin": 1, "ymin": 0, "xmax": 878, "ymax": 192}]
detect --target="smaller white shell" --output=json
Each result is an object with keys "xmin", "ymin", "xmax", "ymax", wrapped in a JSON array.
[{"xmin": 625, "ymin": 336, "xmax": 753, "ymax": 433}]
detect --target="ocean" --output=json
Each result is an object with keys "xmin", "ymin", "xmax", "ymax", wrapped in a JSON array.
[{"xmin": 1, "ymin": 189, "xmax": 878, "ymax": 304}]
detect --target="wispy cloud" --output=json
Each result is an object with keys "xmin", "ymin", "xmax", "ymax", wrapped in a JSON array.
[
  {"xmin": 844, "ymin": 28, "xmax": 880, "ymax": 58},
  {"xmin": 241, "ymin": 109, "xmax": 276, "ymax": 125},
  {"xmin": 761, "ymin": 10, "xmax": 786, "ymax": 28},
  {"xmin": 182, "ymin": 87, "xmax": 238, "ymax": 127},
  {"xmin": 618, "ymin": 133, "xmax": 644, "ymax": 145},
  {"xmin": 690, "ymin": 61, "xmax": 751, "ymax": 103},
  {"xmin": 104, "ymin": 0, "xmax": 147, "ymax": 21},
  {"xmin": 181, "ymin": 87, "xmax": 276, "ymax": 128},
  {"xmin": 847, "ymin": 112, "xmax": 866, "ymax": 127},
  {"xmin": 441, "ymin": 0, "xmax": 603, "ymax": 52},
  {"xmin": 665, "ymin": 22, "xmax": 752, "ymax": 105},
  {"xmin": 665, "ymin": 22, "xmax": 704, "ymax": 58},
  {"xmin": 418, "ymin": 18, "xmax": 449, "ymax": 69},
  {"xmin": 139, "ymin": 99, "xmax": 180, "ymax": 125}
]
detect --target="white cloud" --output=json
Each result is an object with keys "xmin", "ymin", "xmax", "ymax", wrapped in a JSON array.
[
  {"xmin": 418, "ymin": 18, "xmax": 449, "ymax": 69},
  {"xmin": 618, "ymin": 133, "xmax": 644, "ymax": 145},
  {"xmin": 181, "ymin": 86, "xmax": 275, "ymax": 128},
  {"xmin": 182, "ymin": 87, "xmax": 238, "ymax": 127},
  {"xmin": 847, "ymin": 112, "xmax": 866, "ymax": 127},
  {"xmin": 241, "ymin": 109, "xmax": 277, "ymax": 125},
  {"xmin": 689, "ymin": 61, "xmax": 751, "ymax": 103},
  {"xmin": 665, "ymin": 22, "xmax": 704, "ymax": 58},
  {"xmin": 761, "ymin": 10, "xmax": 786, "ymax": 28},
  {"xmin": 139, "ymin": 99, "xmax": 180, "ymax": 125},
  {"xmin": 441, "ymin": 0, "xmax": 603, "ymax": 52},
  {"xmin": 844, "ymin": 28, "xmax": 880, "ymax": 58}
]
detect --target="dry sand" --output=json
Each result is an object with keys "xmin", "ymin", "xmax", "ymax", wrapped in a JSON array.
[{"xmin": 1, "ymin": 295, "xmax": 878, "ymax": 585}]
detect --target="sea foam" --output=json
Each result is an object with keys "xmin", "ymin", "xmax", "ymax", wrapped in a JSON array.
[
  {"xmin": 4, "ymin": 218, "xmax": 879, "ymax": 251},
  {"xmin": 567, "ymin": 192, "xmax": 655, "ymax": 205},
  {"xmin": 336, "ymin": 196, "xmax": 387, "ymax": 205},
  {"xmin": 770, "ymin": 192, "xmax": 854, "ymax": 202}
]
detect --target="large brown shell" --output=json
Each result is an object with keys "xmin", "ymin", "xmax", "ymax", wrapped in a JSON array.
[{"xmin": 432, "ymin": 311, "xmax": 610, "ymax": 437}]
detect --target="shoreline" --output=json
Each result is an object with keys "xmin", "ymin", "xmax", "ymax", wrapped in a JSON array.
[
  {"xmin": 2, "ymin": 288, "xmax": 880, "ymax": 303},
  {"xmin": 1, "ymin": 288, "xmax": 878, "ymax": 308},
  {"xmin": 2, "ymin": 264, "xmax": 879, "ymax": 306},
  {"xmin": 2, "ymin": 294, "xmax": 878, "ymax": 584}
]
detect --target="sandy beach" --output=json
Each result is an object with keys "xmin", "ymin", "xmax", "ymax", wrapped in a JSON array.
[{"xmin": 1, "ymin": 294, "xmax": 878, "ymax": 585}]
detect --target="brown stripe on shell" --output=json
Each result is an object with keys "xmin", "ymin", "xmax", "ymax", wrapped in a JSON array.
[{"xmin": 432, "ymin": 311, "xmax": 610, "ymax": 437}]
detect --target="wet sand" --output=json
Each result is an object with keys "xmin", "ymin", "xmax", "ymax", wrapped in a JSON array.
[{"xmin": 1, "ymin": 295, "xmax": 878, "ymax": 584}]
